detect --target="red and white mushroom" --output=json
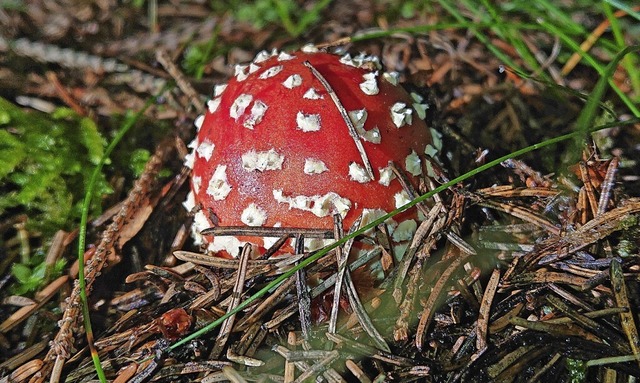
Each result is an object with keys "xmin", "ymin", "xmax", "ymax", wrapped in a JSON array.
[{"xmin": 183, "ymin": 45, "xmax": 434, "ymax": 257}]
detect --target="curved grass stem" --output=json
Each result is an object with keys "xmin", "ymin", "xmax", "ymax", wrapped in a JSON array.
[{"xmin": 78, "ymin": 92, "xmax": 165, "ymax": 382}]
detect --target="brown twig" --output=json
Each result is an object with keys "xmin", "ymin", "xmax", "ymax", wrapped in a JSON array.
[
  {"xmin": 476, "ymin": 269, "xmax": 500, "ymax": 351},
  {"xmin": 415, "ymin": 255, "xmax": 466, "ymax": 350},
  {"xmin": 155, "ymin": 50, "xmax": 205, "ymax": 113},
  {"xmin": 210, "ymin": 244, "xmax": 252, "ymax": 358}
]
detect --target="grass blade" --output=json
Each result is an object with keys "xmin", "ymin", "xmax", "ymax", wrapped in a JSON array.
[
  {"xmin": 78, "ymin": 93, "xmax": 164, "ymax": 382},
  {"xmin": 568, "ymin": 45, "xmax": 640, "ymax": 164}
]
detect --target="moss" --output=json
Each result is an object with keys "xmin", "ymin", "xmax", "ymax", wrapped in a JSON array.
[{"xmin": 0, "ymin": 97, "xmax": 112, "ymax": 236}]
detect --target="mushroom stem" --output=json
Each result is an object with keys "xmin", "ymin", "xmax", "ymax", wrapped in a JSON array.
[{"xmin": 303, "ymin": 60, "xmax": 375, "ymax": 181}]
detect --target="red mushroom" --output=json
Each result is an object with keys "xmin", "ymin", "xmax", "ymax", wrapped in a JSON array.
[{"xmin": 183, "ymin": 46, "xmax": 434, "ymax": 257}]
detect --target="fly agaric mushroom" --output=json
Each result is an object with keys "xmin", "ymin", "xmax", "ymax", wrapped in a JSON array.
[{"xmin": 183, "ymin": 46, "xmax": 434, "ymax": 257}]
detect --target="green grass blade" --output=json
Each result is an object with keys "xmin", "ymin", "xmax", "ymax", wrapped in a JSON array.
[
  {"xmin": 78, "ymin": 92, "xmax": 165, "ymax": 382},
  {"xmin": 603, "ymin": 2, "xmax": 640, "ymax": 99},
  {"xmin": 539, "ymin": 20, "xmax": 640, "ymax": 117},
  {"xmin": 567, "ymin": 45, "xmax": 640, "ymax": 166},
  {"xmin": 604, "ymin": 0, "xmax": 640, "ymax": 21},
  {"xmin": 574, "ymin": 44, "xmax": 640, "ymax": 133}
]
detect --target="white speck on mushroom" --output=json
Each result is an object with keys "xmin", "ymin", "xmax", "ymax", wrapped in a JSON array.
[
  {"xmin": 192, "ymin": 176, "xmax": 202, "ymax": 194},
  {"xmin": 394, "ymin": 190, "xmax": 412, "ymax": 209},
  {"xmin": 234, "ymin": 64, "xmax": 249, "ymax": 82},
  {"xmin": 206, "ymin": 165, "xmax": 232, "ymax": 200},
  {"xmin": 207, "ymin": 98, "xmax": 221, "ymax": 113},
  {"xmin": 242, "ymin": 148, "xmax": 285, "ymax": 172},
  {"xmin": 348, "ymin": 109, "xmax": 381, "ymax": 144},
  {"xmin": 254, "ymin": 50, "xmax": 271, "ymax": 63},
  {"xmin": 301, "ymin": 44, "xmax": 319, "ymax": 53},
  {"xmin": 405, "ymin": 150, "xmax": 422, "ymax": 176},
  {"xmin": 304, "ymin": 158, "xmax": 328, "ymax": 174},
  {"xmin": 241, "ymin": 203, "xmax": 267, "ymax": 226},
  {"xmin": 359, "ymin": 71, "xmax": 379, "ymax": 95},
  {"xmin": 283, "ymin": 74, "xmax": 302, "ymax": 89},
  {"xmin": 378, "ymin": 165, "xmax": 396, "ymax": 186},
  {"xmin": 194, "ymin": 114, "xmax": 204, "ymax": 130},
  {"xmin": 349, "ymin": 162, "xmax": 372, "ymax": 183},
  {"xmin": 352, "ymin": 52, "xmax": 381, "ymax": 68},
  {"xmin": 263, "ymin": 222, "xmax": 282, "ymax": 249},
  {"xmin": 184, "ymin": 138, "xmax": 199, "ymax": 169},
  {"xmin": 249, "ymin": 63, "xmax": 261, "ymax": 74},
  {"xmin": 425, "ymin": 144, "xmax": 438, "ymax": 158},
  {"xmin": 243, "ymin": 100, "xmax": 268, "ymax": 129},
  {"xmin": 208, "ymin": 236, "xmax": 246, "ymax": 257},
  {"xmin": 361, "ymin": 208, "xmax": 387, "ymax": 225},
  {"xmin": 410, "ymin": 93, "xmax": 428, "ymax": 119},
  {"xmin": 413, "ymin": 102, "xmax": 429, "ymax": 120},
  {"xmin": 331, "ymin": 197, "xmax": 352, "ymax": 218},
  {"xmin": 392, "ymin": 219, "xmax": 417, "ymax": 242},
  {"xmin": 303, "ymin": 88, "xmax": 323, "ymax": 99},
  {"xmin": 213, "ymin": 84, "xmax": 227, "ymax": 97},
  {"xmin": 390, "ymin": 102, "xmax": 413, "ymax": 128},
  {"xmin": 424, "ymin": 159, "xmax": 437, "ymax": 179},
  {"xmin": 301, "ymin": 238, "xmax": 336, "ymax": 252},
  {"xmin": 184, "ymin": 153, "xmax": 196, "ymax": 169},
  {"xmin": 339, "ymin": 53, "xmax": 355, "ymax": 67},
  {"xmin": 191, "ymin": 210, "xmax": 210, "ymax": 246},
  {"xmin": 259, "ymin": 65, "xmax": 283, "ymax": 79},
  {"xmin": 296, "ymin": 112, "xmax": 321, "ymax": 132},
  {"xmin": 182, "ymin": 190, "xmax": 196, "ymax": 212},
  {"xmin": 383, "ymin": 72, "xmax": 400, "ymax": 86},
  {"xmin": 196, "ymin": 139, "xmax": 215, "ymax": 161},
  {"xmin": 428, "ymin": 127, "xmax": 443, "ymax": 153},
  {"xmin": 348, "ymin": 109, "xmax": 367, "ymax": 130},
  {"xmin": 277, "ymin": 51, "xmax": 296, "ymax": 61},
  {"xmin": 273, "ymin": 189, "xmax": 351, "ymax": 218},
  {"xmin": 230, "ymin": 94, "xmax": 253, "ymax": 120},
  {"xmin": 424, "ymin": 129, "xmax": 442, "ymax": 162},
  {"xmin": 361, "ymin": 208, "xmax": 397, "ymax": 234},
  {"xmin": 362, "ymin": 126, "xmax": 381, "ymax": 144}
]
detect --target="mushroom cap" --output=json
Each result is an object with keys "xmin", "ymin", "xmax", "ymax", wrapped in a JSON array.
[{"xmin": 186, "ymin": 49, "xmax": 432, "ymax": 256}]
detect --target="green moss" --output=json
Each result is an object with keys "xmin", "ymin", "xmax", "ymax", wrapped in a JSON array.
[{"xmin": 0, "ymin": 97, "xmax": 112, "ymax": 236}]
